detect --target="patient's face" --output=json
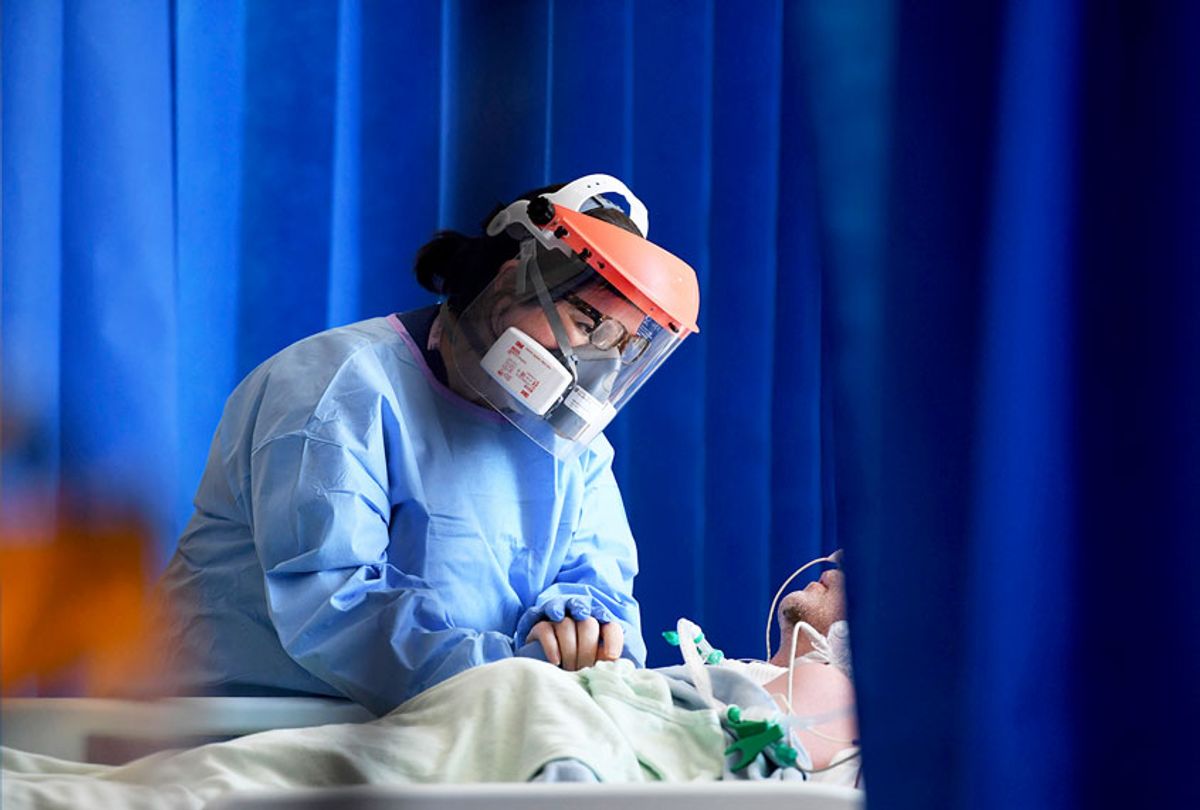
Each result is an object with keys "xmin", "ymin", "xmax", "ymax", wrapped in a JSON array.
[{"xmin": 779, "ymin": 568, "xmax": 846, "ymax": 637}]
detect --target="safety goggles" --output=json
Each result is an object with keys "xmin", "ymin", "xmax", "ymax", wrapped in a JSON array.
[{"xmin": 562, "ymin": 293, "xmax": 650, "ymax": 364}]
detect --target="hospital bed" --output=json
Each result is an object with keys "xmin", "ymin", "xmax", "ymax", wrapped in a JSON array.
[
  {"xmin": 209, "ymin": 781, "xmax": 862, "ymax": 809},
  {"xmin": 1, "ymin": 696, "xmax": 862, "ymax": 809},
  {"xmin": 1, "ymin": 696, "xmax": 373, "ymax": 764}
]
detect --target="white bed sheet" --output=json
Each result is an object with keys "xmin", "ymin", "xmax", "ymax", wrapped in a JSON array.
[
  {"xmin": 2, "ymin": 661, "xmax": 864, "ymax": 810},
  {"xmin": 1, "ymin": 697, "xmax": 373, "ymax": 763}
]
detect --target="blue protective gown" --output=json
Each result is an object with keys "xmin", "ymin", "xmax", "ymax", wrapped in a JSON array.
[{"xmin": 157, "ymin": 311, "xmax": 645, "ymax": 714}]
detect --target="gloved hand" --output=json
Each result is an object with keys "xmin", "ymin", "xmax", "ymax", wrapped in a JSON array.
[{"xmin": 525, "ymin": 616, "xmax": 624, "ymax": 671}]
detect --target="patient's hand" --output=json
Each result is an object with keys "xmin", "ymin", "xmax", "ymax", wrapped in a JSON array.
[{"xmin": 527, "ymin": 618, "xmax": 624, "ymax": 671}]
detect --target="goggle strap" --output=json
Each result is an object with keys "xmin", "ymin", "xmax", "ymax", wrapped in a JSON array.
[
  {"xmin": 527, "ymin": 253, "xmax": 579, "ymax": 378},
  {"xmin": 514, "ymin": 240, "xmax": 533, "ymax": 295}
]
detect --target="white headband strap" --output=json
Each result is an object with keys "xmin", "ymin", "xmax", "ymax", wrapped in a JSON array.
[
  {"xmin": 544, "ymin": 174, "xmax": 649, "ymax": 238},
  {"xmin": 486, "ymin": 173, "xmax": 649, "ymax": 240}
]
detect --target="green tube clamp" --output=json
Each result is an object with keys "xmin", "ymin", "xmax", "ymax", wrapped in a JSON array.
[
  {"xmin": 663, "ymin": 627, "xmax": 726, "ymax": 666},
  {"xmin": 723, "ymin": 705, "xmax": 798, "ymax": 771}
]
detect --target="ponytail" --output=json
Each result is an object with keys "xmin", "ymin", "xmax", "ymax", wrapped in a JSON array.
[{"xmin": 412, "ymin": 229, "xmax": 520, "ymax": 315}]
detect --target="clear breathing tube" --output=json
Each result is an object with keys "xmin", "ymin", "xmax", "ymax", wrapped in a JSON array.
[{"xmin": 777, "ymin": 620, "xmax": 859, "ymax": 748}]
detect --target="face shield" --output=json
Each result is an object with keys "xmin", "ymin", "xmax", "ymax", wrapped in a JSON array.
[{"xmin": 441, "ymin": 175, "xmax": 700, "ymax": 461}]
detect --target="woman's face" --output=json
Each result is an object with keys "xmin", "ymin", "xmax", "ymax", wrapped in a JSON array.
[{"xmin": 490, "ymin": 261, "xmax": 646, "ymax": 351}]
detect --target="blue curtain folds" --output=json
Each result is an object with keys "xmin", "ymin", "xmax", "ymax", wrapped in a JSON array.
[
  {"xmin": 852, "ymin": 1, "xmax": 1200, "ymax": 808},
  {"xmin": 3, "ymin": 1, "xmax": 179, "ymax": 531},
  {"xmin": 2, "ymin": 0, "xmax": 834, "ymax": 668},
  {"xmin": 4, "ymin": 1, "xmax": 1199, "ymax": 807}
]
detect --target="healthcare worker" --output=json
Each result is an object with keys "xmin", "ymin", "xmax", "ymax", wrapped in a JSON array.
[{"xmin": 157, "ymin": 175, "xmax": 701, "ymax": 715}]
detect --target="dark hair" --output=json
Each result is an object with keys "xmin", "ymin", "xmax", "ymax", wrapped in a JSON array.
[{"xmin": 413, "ymin": 183, "xmax": 643, "ymax": 314}]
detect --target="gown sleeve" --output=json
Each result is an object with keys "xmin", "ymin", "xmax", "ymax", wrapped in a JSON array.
[
  {"xmin": 514, "ymin": 447, "xmax": 647, "ymax": 666},
  {"xmin": 248, "ymin": 430, "xmax": 515, "ymax": 715}
]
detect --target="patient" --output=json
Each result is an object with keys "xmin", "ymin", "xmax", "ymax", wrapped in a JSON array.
[
  {"xmin": 696, "ymin": 560, "xmax": 856, "ymax": 780},
  {"xmin": 762, "ymin": 565, "xmax": 857, "ymax": 777},
  {"xmin": 1, "ymin": 566, "xmax": 861, "ymax": 807}
]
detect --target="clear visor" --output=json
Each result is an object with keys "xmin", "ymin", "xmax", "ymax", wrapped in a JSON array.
[{"xmin": 442, "ymin": 241, "xmax": 685, "ymax": 460}]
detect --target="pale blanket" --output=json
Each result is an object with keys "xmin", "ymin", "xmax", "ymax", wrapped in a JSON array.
[{"xmin": 2, "ymin": 659, "xmax": 725, "ymax": 809}]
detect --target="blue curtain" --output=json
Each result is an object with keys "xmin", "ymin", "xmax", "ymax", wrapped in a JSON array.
[
  {"xmin": 2, "ymin": 0, "xmax": 838, "ymax": 669},
  {"xmin": 5, "ymin": 1, "xmax": 1198, "ymax": 807},
  {"xmin": 846, "ymin": 1, "xmax": 1200, "ymax": 808}
]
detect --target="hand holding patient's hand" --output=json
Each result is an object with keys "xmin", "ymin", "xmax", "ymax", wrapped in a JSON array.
[{"xmin": 527, "ymin": 617, "xmax": 624, "ymax": 671}]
